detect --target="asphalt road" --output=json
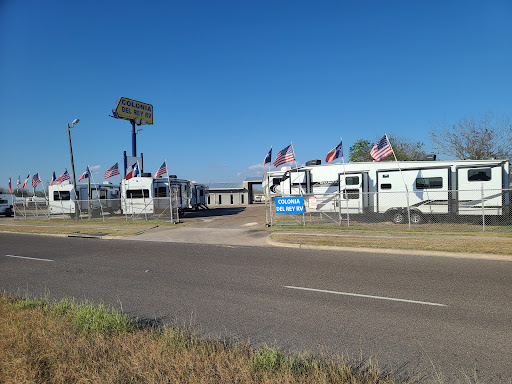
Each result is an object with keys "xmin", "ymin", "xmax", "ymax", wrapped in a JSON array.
[{"xmin": 1, "ymin": 232, "xmax": 511, "ymax": 382}]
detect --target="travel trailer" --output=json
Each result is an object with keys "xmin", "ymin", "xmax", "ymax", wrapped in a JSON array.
[
  {"xmin": 190, "ymin": 182, "xmax": 208, "ymax": 210},
  {"xmin": 263, "ymin": 159, "xmax": 510, "ymax": 224},
  {"xmin": 0, "ymin": 194, "xmax": 13, "ymax": 216},
  {"xmin": 48, "ymin": 182, "xmax": 121, "ymax": 216},
  {"xmin": 121, "ymin": 175, "xmax": 192, "ymax": 215}
]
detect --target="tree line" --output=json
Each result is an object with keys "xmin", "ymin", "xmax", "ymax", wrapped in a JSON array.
[{"xmin": 349, "ymin": 112, "xmax": 512, "ymax": 162}]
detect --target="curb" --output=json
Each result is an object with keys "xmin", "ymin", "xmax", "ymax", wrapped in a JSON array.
[{"xmin": 266, "ymin": 235, "xmax": 512, "ymax": 262}]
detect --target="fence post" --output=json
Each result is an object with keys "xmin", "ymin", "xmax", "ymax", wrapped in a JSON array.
[
  {"xmin": 406, "ymin": 188, "xmax": 411, "ymax": 230},
  {"xmin": 338, "ymin": 192, "xmax": 342, "ymax": 226},
  {"xmin": 481, "ymin": 184, "xmax": 485, "ymax": 232}
]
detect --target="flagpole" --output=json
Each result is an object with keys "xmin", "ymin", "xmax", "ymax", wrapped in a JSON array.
[
  {"xmin": 338, "ymin": 137, "xmax": 350, "ymax": 227},
  {"xmin": 42, "ymin": 178, "xmax": 49, "ymax": 221},
  {"xmin": 33, "ymin": 174, "xmax": 37, "ymax": 218},
  {"xmin": 137, "ymin": 161, "xmax": 148, "ymax": 221},
  {"xmin": 386, "ymin": 134, "xmax": 411, "ymax": 229},
  {"xmin": 290, "ymin": 142, "xmax": 306, "ymax": 226},
  {"xmin": 56, "ymin": 178, "xmax": 65, "ymax": 218},
  {"xmin": 165, "ymin": 160, "xmax": 174, "ymax": 224},
  {"xmin": 89, "ymin": 167, "xmax": 105, "ymax": 221},
  {"xmin": 268, "ymin": 159, "xmax": 273, "ymax": 226},
  {"xmin": 23, "ymin": 174, "xmax": 28, "ymax": 219},
  {"xmin": 265, "ymin": 147, "xmax": 273, "ymax": 226},
  {"xmin": 290, "ymin": 142, "xmax": 304, "ymax": 196}
]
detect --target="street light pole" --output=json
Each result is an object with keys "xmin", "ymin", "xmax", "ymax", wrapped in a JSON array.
[{"xmin": 67, "ymin": 119, "xmax": 79, "ymax": 220}]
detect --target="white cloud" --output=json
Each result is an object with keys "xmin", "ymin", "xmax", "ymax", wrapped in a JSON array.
[
  {"xmin": 236, "ymin": 163, "xmax": 265, "ymax": 178},
  {"xmin": 90, "ymin": 165, "xmax": 101, "ymax": 172}
]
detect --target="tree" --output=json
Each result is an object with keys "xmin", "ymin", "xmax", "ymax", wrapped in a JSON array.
[
  {"xmin": 430, "ymin": 113, "xmax": 512, "ymax": 160},
  {"xmin": 349, "ymin": 134, "xmax": 425, "ymax": 162},
  {"xmin": 348, "ymin": 139, "xmax": 373, "ymax": 162},
  {"xmin": 388, "ymin": 134, "xmax": 425, "ymax": 161}
]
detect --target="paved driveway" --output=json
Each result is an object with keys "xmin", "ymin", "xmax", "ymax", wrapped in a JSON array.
[{"xmin": 125, "ymin": 205, "xmax": 271, "ymax": 246}]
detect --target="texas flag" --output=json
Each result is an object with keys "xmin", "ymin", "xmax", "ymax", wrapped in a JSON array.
[
  {"xmin": 78, "ymin": 166, "xmax": 91, "ymax": 182},
  {"xmin": 125, "ymin": 161, "xmax": 140, "ymax": 180},
  {"xmin": 22, "ymin": 173, "xmax": 30, "ymax": 189},
  {"xmin": 8, "ymin": 177, "xmax": 12, "ymax": 194},
  {"xmin": 325, "ymin": 139, "xmax": 343, "ymax": 163},
  {"xmin": 50, "ymin": 171, "xmax": 56, "ymax": 186}
]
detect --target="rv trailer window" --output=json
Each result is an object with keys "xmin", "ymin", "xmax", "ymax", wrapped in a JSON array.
[
  {"xmin": 0, "ymin": 199, "xmax": 7, "ymax": 204},
  {"xmin": 155, "ymin": 187, "xmax": 167, "ymax": 197},
  {"xmin": 343, "ymin": 189, "xmax": 360, "ymax": 199},
  {"xmin": 126, "ymin": 189, "xmax": 149, "ymax": 198},
  {"xmin": 200, "ymin": 189, "xmax": 204, "ymax": 197},
  {"xmin": 468, "ymin": 168, "xmax": 491, "ymax": 182},
  {"xmin": 380, "ymin": 184, "xmax": 392, "ymax": 190},
  {"xmin": 53, "ymin": 191, "xmax": 71, "ymax": 201},
  {"xmin": 416, "ymin": 177, "xmax": 443, "ymax": 189},
  {"xmin": 345, "ymin": 176, "xmax": 359, "ymax": 185}
]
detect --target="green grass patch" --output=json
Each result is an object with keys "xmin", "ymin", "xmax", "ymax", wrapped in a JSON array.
[
  {"xmin": 10, "ymin": 296, "xmax": 135, "ymax": 335},
  {"xmin": 1, "ymin": 293, "xmax": 402, "ymax": 383}
]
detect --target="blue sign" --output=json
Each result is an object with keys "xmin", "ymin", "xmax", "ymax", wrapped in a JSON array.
[{"xmin": 275, "ymin": 197, "xmax": 305, "ymax": 214}]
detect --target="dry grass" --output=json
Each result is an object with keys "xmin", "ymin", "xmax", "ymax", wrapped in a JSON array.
[
  {"xmin": 0, "ymin": 294, "xmax": 399, "ymax": 384},
  {"xmin": 271, "ymin": 234, "xmax": 512, "ymax": 255},
  {"xmin": 0, "ymin": 224, "xmax": 144, "ymax": 237},
  {"xmin": 270, "ymin": 222, "xmax": 512, "ymax": 237}
]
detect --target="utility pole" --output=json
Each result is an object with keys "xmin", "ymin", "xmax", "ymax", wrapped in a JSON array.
[{"xmin": 67, "ymin": 119, "xmax": 80, "ymax": 220}]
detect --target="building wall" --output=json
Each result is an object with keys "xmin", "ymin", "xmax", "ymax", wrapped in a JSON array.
[{"xmin": 207, "ymin": 189, "xmax": 249, "ymax": 206}]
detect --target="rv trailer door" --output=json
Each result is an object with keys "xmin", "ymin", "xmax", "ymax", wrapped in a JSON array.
[
  {"xmin": 457, "ymin": 166, "xmax": 504, "ymax": 215},
  {"xmin": 337, "ymin": 172, "xmax": 367, "ymax": 214}
]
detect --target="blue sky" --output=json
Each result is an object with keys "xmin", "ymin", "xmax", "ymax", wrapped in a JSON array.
[{"xmin": 1, "ymin": 0, "xmax": 511, "ymax": 190}]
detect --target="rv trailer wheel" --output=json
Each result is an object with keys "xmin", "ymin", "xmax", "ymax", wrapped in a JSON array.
[
  {"xmin": 410, "ymin": 211, "xmax": 424, "ymax": 224},
  {"xmin": 391, "ymin": 211, "xmax": 406, "ymax": 224}
]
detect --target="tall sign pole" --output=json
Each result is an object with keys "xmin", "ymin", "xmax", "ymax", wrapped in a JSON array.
[{"xmin": 131, "ymin": 120, "xmax": 137, "ymax": 157}]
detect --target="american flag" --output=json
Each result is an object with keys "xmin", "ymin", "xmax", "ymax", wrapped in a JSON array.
[
  {"xmin": 22, "ymin": 173, "xmax": 30, "ymax": 189},
  {"xmin": 154, "ymin": 161, "xmax": 167, "ymax": 179},
  {"xmin": 31, "ymin": 173, "xmax": 41, "ymax": 189},
  {"xmin": 273, "ymin": 144, "xmax": 295, "ymax": 168},
  {"xmin": 17, "ymin": 176, "xmax": 20, "ymax": 192},
  {"xmin": 55, "ymin": 169, "xmax": 70, "ymax": 184},
  {"xmin": 370, "ymin": 135, "xmax": 393, "ymax": 162},
  {"xmin": 104, "ymin": 163, "xmax": 120, "ymax": 179}
]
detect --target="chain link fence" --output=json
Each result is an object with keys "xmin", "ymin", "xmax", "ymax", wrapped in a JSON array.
[
  {"xmin": 267, "ymin": 188, "xmax": 512, "ymax": 232},
  {"xmin": 12, "ymin": 194, "xmax": 184, "ymax": 223}
]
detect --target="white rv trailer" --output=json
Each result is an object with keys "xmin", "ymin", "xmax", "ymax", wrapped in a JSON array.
[
  {"xmin": 48, "ymin": 182, "xmax": 121, "ymax": 216},
  {"xmin": 263, "ymin": 159, "xmax": 510, "ymax": 223},
  {"xmin": 0, "ymin": 194, "xmax": 14, "ymax": 216},
  {"xmin": 121, "ymin": 176, "xmax": 192, "ymax": 215},
  {"xmin": 190, "ymin": 182, "xmax": 208, "ymax": 210}
]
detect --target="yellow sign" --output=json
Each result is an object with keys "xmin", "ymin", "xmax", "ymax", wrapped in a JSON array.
[{"xmin": 112, "ymin": 97, "xmax": 153, "ymax": 125}]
